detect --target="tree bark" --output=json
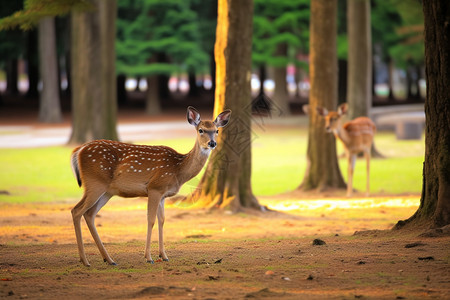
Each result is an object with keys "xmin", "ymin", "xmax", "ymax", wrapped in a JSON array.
[
  {"xmin": 346, "ymin": 0, "xmax": 371, "ymax": 120},
  {"xmin": 299, "ymin": 0, "xmax": 346, "ymax": 192},
  {"xmin": 38, "ymin": 17, "xmax": 62, "ymax": 123},
  {"xmin": 69, "ymin": 0, "xmax": 118, "ymax": 144},
  {"xmin": 396, "ymin": 0, "xmax": 450, "ymax": 229},
  {"xmin": 186, "ymin": 0, "xmax": 261, "ymax": 211}
]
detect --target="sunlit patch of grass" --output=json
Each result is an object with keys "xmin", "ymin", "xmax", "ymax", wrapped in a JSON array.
[
  {"xmin": 0, "ymin": 147, "xmax": 80, "ymax": 203},
  {"xmin": 0, "ymin": 126, "xmax": 424, "ymax": 203}
]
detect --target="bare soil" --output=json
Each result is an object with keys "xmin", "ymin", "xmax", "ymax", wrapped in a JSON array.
[{"xmin": 1, "ymin": 193, "xmax": 449, "ymax": 300}]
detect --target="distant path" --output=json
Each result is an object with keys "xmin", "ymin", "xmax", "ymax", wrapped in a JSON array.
[
  {"xmin": 0, "ymin": 109, "xmax": 193, "ymax": 148},
  {"xmin": 0, "ymin": 107, "xmax": 306, "ymax": 148}
]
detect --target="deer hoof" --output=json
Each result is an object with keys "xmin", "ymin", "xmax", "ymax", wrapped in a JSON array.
[
  {"xmin": 104, "ymin": 258, "xmax": 117, "ymax": 266},
  {"xmin": 159, "ymin": 254, "xmax": 169, "ymax": 262},
  {"xmin": 147, "ymin": 259, "xmax": 155, "ymax": 264}
]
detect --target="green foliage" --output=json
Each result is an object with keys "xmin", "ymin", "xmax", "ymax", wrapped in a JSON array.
[
  {"xmin": 0, "ymin": 0, "xmax": 93, "ymax": 31},
  {"xmin": 116, "ymin": 0, "xmax": 209, "ymax": 76},
  {"xmin": 372, "ymin": 0, "xmax": 424, "ymax": 67},
  {"xmin": 252, "ymin": 0, "xmax": 310, "ymax": 68},
  {"xmin": 0, "ymin": 2, "xmax": 26, "ymax": 63}
]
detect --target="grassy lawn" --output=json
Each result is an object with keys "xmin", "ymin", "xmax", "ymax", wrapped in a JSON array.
[{"xmin": 0, "ymin": 127, "xmax": 424, "ymax": 203}]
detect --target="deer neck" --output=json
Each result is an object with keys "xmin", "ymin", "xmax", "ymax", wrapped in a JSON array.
[
  {"xmin": 179, "ymin": 140, "xmax": 210, "ymax": 183},
  {"xmin": 332, "ymin": 122, "xmax": 351, "ymax": 147}
]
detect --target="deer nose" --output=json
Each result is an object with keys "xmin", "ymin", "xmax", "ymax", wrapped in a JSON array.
[{"xmin": 208, "ymin": 141, "xmax": 217, "ymax": 149}]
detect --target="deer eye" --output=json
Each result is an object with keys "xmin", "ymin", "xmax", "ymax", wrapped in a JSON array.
[
  {"xmin": 198, "ymin": 129, "xmax": 204, "ymax": 134},
  {"xmin": 216, "ymin": 130, "xmax": 219, "ymax": 134}
]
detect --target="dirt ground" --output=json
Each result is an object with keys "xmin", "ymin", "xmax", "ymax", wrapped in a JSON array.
[{"xmin": 0, "ymin": 193, "xmax": 449, "ymax": 300}]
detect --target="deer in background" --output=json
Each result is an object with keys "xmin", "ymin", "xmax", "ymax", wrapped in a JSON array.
[
  {"xmin": 315, "ymin": 103, "xmax": 376, "ymax": 197},
  {"xmin": 71, "ymin": 106, "xmax": 231, "ymax": 266}
]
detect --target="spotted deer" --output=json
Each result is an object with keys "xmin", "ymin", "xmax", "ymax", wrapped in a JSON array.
[
  {"xmin": 315, "ymin": 103, "xmax": 376, "ymax": 197},
  {"xmin": 71, "ymin": 106, "xmax": 231, "ymax": 266}
]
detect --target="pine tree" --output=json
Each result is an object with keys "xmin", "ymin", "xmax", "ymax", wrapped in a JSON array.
[
  {"xmin": 116, "ymin": 0, "xmax": 209, "ymax": 113},
  {"xmin": 252, "ymin": 0, "xmax": 310, "ymax": 115}
]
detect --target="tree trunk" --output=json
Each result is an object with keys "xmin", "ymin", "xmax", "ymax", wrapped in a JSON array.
[
  {"xmin": 146, "ymin": 75, "xmax": 162, "ymax": 115},
  {"xmin": 26, "ymin": 29, "xmax": 39, "ymax": 99},
  {"xmin": 6, "ymin": 59, "xmax": 18, "ymax": 95},
  {"xmin": 38, "ymin": 17, "xmax": 62, "ymax": 123},
  {"xmin": 396, "ymin": 0, "xmax": 450, "ymax": 229},
  {"xmin": 387, "ymin": 57, "xmax": 396, "ymax": 103},
  {"xmin": 186, "ymin": 0, "xmax": 261, "ymax": 212},
  {"xmin": 299, "ymin": 0, "xmax": 346, "ymax": 192},
  {"xmin": 69, "ymin": 0, "xmax": 118, "ymax": 144},
  {"xmin": 273, "ymin": 44, "xmax": 290, "ymax": 116},
  {"xmin": 346, "ymin": 0, "xmax": 371, "ymax": 120}
]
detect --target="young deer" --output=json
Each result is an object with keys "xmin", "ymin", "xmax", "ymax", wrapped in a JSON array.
[
  {"xmin": 316, "ymin": 103, "xmax": 376, "ymax": 197},
  {"xmin": 71, "ymin": 106, "xmax": 231, "ymax": 266}
]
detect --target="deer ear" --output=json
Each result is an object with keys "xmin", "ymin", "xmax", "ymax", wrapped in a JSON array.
[
  {"xmin": 187, "ymin": 106, "xmax": 201, "ymax": 126},
  {"xmin": 338, "ymin": 103, "xmax": 348, "ymax": 116},
  {"xmin": 316, "ymin": 107, "xmax": 328, "ymax": 117},
  {"xmin": 214, "ymin": 109, "xmax": 232, "ymax": 128}
]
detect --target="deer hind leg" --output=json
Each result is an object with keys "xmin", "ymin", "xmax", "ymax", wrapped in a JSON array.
[
  {"xmin": 83, "ymin": 192, "xmax": 115, "ymax": 265},
  {"xmin": 145, "ymin": 190, "xmax": 162, "ymax": 264},
  {"xmin": 72, "ymin": 194, "xmax": 90, "ymax": 266},
  {"xmin": 71, "ymin": 188, "xmax": 108, "ymax": 266},
  {"xmin": 157, "ymin": 199, "xmax": 169, "ymax": 262},
  {"xmin": 347, "ymin": 154, "xmax": 356, "ymax": 197}
]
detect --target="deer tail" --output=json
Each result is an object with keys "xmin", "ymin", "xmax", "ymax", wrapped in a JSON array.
[{"xmin": 71, "ymin": 147, "xmax": 83, "ymax": 187}]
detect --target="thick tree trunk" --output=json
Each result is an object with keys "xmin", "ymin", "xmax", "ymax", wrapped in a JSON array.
[
  {"xmin": 186, "ymin": 0, "xmax": 261, "ymax": 211},
  {"xmin": 69, "ymin": 0, "xmax": 118, "ymax": 144},
  {"xmin": 299, "ymin": 0, "xmax": 346, "ymax": 192},
  {"xmin": 346, "ymin": 0, "xmax": 371, "ymax": 120},
  {"xmin": 98, "ymin": 0, "xmax": 118, "ymax": 139},
  {"xmin": 38, "ymin": 17, "xmax": 62, "ymax": 123},
  {"xmin": 396, "ymin": 0, "xmax": 450, "ymax": 229}
]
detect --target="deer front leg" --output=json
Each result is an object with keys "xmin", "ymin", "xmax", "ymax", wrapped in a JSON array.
[
  {"xmin": 157, "ymin": 199, "xmax": 169, "ymax": 262},
  {"xmin": 145, "ymin": 191, "xmax": 161, "ymax": 264},
  {"xmin": 347, "ymin": 154, "xmax": 356, "ymax": 197}
]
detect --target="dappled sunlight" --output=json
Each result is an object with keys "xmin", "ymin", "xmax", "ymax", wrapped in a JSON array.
[{"xmin": 261, "ymin": 196, "xmax": 419, "ymax": 212}]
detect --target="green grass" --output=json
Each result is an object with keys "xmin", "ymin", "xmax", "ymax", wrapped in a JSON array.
[{"xmin": 0, "ymin": 128, "xmax": 424, "ymax": 203}]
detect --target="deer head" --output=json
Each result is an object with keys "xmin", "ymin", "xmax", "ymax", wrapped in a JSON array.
[
  {"xmin": 187, "ymin": 106, "xmax": 231, "ymax": 150},
  {"xmin": 316, "ymin": 103, "xmax": 348, "ymax": 133}
]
